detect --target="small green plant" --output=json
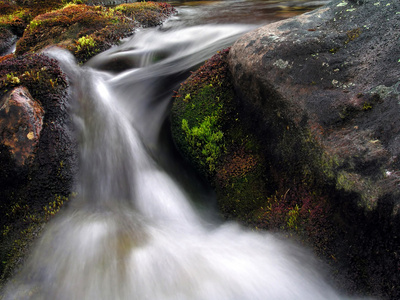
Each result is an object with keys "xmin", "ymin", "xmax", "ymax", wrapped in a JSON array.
[
  {"xmin": 182, "ymin": 114, "xmax": 224, "ymax": 172},
  {"xmin": 362, "ymin": 101, "xmax": 372, "ymax": 110},
  {"xmin": 287, "ymin": 204, "xmax": 300, "ymax": 230},
  {"xmin": 6, "ymin": 73, "xmax": 20, "ymax": 84},
  {"xmin": 29, "ymin": 19, "xmax": 42, "ymax": 31},
  {"xmin": 183, "ymin": 93, "xmax": 191, "ymax": 102},
  {"xmin": 76, "ymin": 35, "xmax": 96, "ymax": 52}
]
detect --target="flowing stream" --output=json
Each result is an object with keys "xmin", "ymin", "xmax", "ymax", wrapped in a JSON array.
[{"xmin": 3, "ymin": 1, "xmax": 362, "ymax": 299}]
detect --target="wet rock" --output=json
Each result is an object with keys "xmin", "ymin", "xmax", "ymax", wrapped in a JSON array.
[{"xmin": 0, "ymin": 86, "xmax": 44, "ymax": 166}]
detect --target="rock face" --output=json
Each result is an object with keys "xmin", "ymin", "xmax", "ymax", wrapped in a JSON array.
[
  {"xmin": 0, "ymin": 87, "xmax": 44, "ymax": 166},
  {"xmin": 172, "ymin": 0, "xmax": 400, "ymax": 298},
  {"xmin": 229, "ymin": 0, "xmax": 400, "ymax": 211},
  {"xmin": 227, "ymin": 0, "xmax": 400, "ymax": 298}
]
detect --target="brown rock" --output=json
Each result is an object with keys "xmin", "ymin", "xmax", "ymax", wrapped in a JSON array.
[{"xmin": 0, "ymin": 87, "xmax": 44, "ymax": 166}]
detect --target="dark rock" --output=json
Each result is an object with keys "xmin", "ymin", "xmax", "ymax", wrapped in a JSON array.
[
  {"xmin": 229, "ymin": 0, "xmax": 400, "ymax": 214},
  {"xmin": 0, "ymin": 53, "xmax": 77, "ymax": 285},
  {"xmin": 227, "ymin": 0, "xmax": 400, "ymax": 298},
  {"xmin": 172, "ymin": 0, "xmax": 400, "ymax": 298}
]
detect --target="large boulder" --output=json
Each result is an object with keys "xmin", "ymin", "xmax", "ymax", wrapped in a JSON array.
[
  {"xmin": 229, "ymin": 0, "xmax": 400, "ymax": 212},
  {"xmin": 228, "ymin": 1, "xmax": 400, "ymax": 298},
  {"xmin": 0, "ymin": 53, "xmax": 77, "ymax": 285},
  {"xmin": 171, "ymin": 0, "xmax": 400, "ymax": 298}
]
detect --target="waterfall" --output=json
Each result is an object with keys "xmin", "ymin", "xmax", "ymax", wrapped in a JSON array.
[{"xmin": 3, "ymin": 15, "xmax": 360, "ymax": 300}]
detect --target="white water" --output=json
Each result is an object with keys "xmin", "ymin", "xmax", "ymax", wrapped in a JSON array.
[{"xmin": 3, "ymin": 5, "xmax": 359, "ymax": 300}]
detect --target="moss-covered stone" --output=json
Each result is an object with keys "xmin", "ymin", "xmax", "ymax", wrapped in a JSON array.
[
  {"xmin": 115, "ymin": 2, "xmax": 176, "ymax": 28},
  {"xmin": 14, "ymin": 4, "xmax": 136, "ymax": 63},
  {"xmin": 172, "ymin": 1, "xmax": 400, "ymax": 297},
  {"xmin": 0, "ymin": 53, "xmax": 77, "ymax": 287},
  {"xmin": 10, "ymin": 2, "xmax": 175, "ymax": 63},
  {"xmin": 171, "ymin": 49, "xmax": 335, "ymax": 254}
]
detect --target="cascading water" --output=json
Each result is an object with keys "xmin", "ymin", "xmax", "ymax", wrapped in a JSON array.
[{"xmin": 3, "ymin": 2, "xmax": 363, "ymax": 299}]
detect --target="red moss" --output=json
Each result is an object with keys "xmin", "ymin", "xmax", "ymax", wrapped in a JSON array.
[
  {"xmin": 254, "ymin": 177, "xmax": 333, "ymax": 254},
  {"xmin": 174, "ymin": 48, "xmax": 231, "ymax": 99}
]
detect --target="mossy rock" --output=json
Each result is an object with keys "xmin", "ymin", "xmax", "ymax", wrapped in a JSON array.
[
  {"xmin": 171, "ymin": 49, "xmax": 335, "ymax": 253},
  {"xmin": 12, "ymin": 2, "xmax": 176, "ymax": 63},
  {"xmin": 0, "ymin": 0, "xmax": 68, "ymax": 37},
  {"xmin": 115, "ymin": 2, "xmax": 176, "ymax": 28},
  {"xmin": 14, "ymin": 4, "xmax": 136, "ymax": 63},
  {"xmin": 0, "ymin": 53, "xmax": 77, "ymax": 287}
]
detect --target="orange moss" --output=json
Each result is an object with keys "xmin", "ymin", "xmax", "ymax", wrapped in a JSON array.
[
  {"xmin": 217, "ymin": 147, "xmax": 259, "ymax": 182},
  {"xmin": 0, "ymin": 53, "xmax": 14, "ymax": 63}
]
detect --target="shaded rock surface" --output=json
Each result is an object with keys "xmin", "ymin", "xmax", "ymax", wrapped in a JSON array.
[{"xmin": 229, "ymin": 0, "xmax": 400, "ymax": 211}]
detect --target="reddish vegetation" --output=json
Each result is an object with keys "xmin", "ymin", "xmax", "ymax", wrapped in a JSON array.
[
  {"xmin": 175, "ymin": 48, "xmax": 232, "ymax": 99},
  {"xmin": 14, "ymin": 4, "xmax": 135, "ymax": 62},
  {"xmin": 116, "ymin": 2, "xmax": 176, "ymax": 27},
  {"xmin": 217, "ymin": 147, "xmax": 259, "ymax": 182}
]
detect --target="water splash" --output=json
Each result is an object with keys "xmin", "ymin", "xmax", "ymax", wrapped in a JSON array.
[{"xmin": 3, "ymin": 22, "xmax": 359, "ymax": 300}]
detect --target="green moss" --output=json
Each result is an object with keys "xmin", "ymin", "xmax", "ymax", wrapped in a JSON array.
[
  {"xmin": 0, "ymin": 193, "xmax": 75, "ymax": 287},
  {"xmin": 171, "ymin": 48, "xmax": 337, "ymax": 250},
  {"xmin": 182, "ymin": 113, "xmax": 224, "ymax": 172},
  {"xmin": 28, "ymin": 18, "xmax": 41, "ymax": 31}
]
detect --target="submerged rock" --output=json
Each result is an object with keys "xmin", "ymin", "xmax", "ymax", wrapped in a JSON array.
[{"xmin": 172, "ymin": 0, "xmax": 400, "ymax": 298}]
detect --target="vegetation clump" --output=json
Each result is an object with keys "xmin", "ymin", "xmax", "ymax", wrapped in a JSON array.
[
  {"xmin": 115, "ymin": 2, "xmax": 176, "ymax": 27},
  {"xmin": 14, "ymin": 4, "xmax": 135, "ymax": 63},
  {"xmin": 171, "ymin": 48, "xmax": 336, "ymax": 255}
]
